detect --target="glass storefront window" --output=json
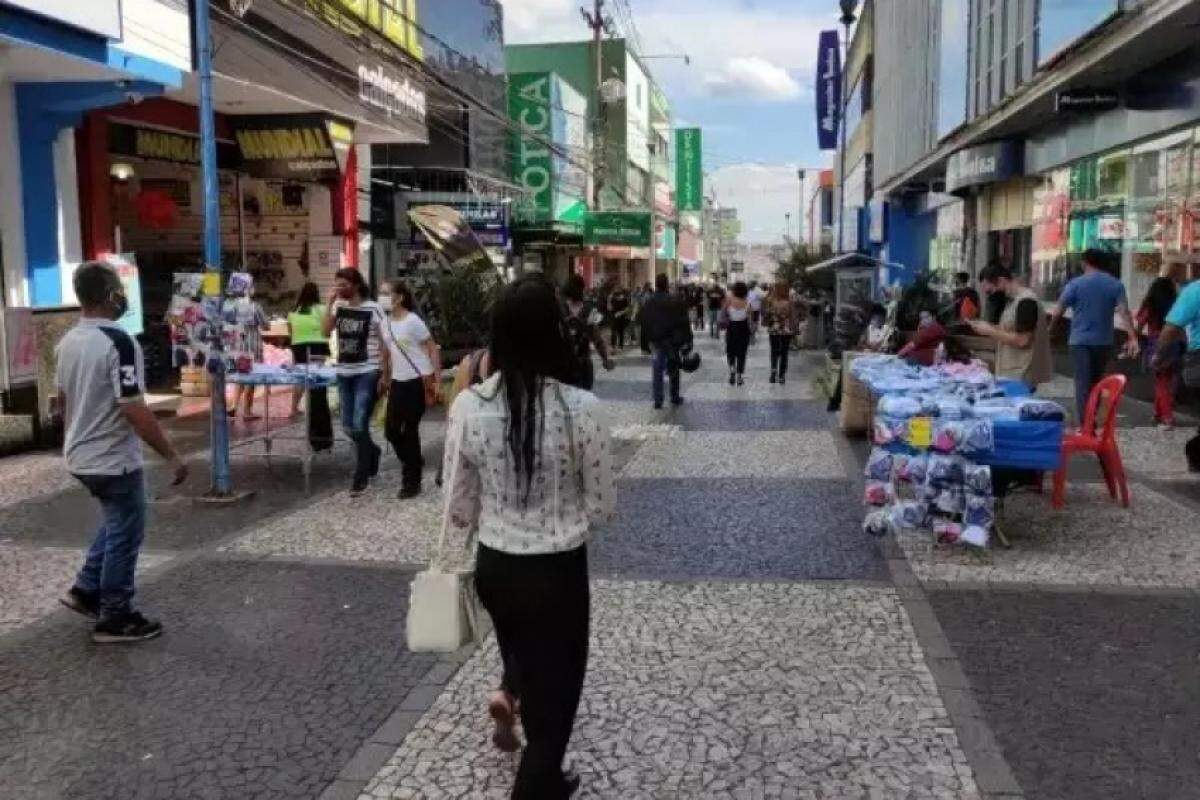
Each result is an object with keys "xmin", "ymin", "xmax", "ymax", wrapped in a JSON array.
[{"xmin": 1032, "ymin": 167, "xmax": 1071, "ymax": 301}]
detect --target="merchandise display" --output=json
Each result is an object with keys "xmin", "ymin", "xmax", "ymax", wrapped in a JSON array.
[{"xmin": 852, "ymin": 355, "xmax": 1066, "ymax": 549}]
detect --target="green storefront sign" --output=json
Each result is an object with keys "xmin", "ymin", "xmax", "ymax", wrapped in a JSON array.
[
  {"xmin": 508, "ymin": 73, "xmax": 555, "ymax": 222},
  {"xmin": 675, "ymin": 128, "xmax": 703, "ymax": 212},
  {"xmin": 583, "ymin": 211, "xmax": 652, "ymax": 246}
]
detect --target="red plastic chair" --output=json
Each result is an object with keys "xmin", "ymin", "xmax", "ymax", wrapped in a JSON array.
[{"xmin": 1052, "ymin": 374, "xmax": 1130, "ymax": 509}]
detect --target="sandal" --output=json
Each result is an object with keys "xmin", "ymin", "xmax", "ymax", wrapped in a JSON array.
[{"xmin": 487, "ymin": 690, "xmax": 520, "ymax": 753}]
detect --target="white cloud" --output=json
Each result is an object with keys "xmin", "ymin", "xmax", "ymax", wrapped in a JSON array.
[
  {"xmin": 708, "ymin": 162, "xmax": 822, "ymax": 245},
  {"xmin": 703, "ymin": 57, "xmax": 802, "ymax": 102},
  {"xmin": 501, "ymin": 0, "xmax": 587, "ymax": 42}
]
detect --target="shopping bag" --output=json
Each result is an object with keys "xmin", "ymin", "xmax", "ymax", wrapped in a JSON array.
[{"xmin": 406, "ymin": 567, "xmax": 475, "ymax": 652}]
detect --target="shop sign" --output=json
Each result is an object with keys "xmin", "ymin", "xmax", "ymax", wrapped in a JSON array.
[
  {"xmin": 1098, "ymin": 214, "xmax": 1126, "ymax": 240},
  {"xmin": 232, "ymin": 115, "xmax": 354, "ymax": 180},
  {"xmin": 293, "ymin": 0, "xmax": 423, "ymax": 62},
  {"xmin": 108, "ymin": 123, "xmax": 239, "ymax": 168},
  {"xmin": 358, "ymin": 62, "xmax": 426, "ymax": 124},
  {"xmin": 1055, "ymin": 87, "xmax": 1120, "ymax": 113},
  {"xmin": 584, "ymin": 212, "xmax": 652, "ymax": 247},
  {"xmin": 508, "ymin": 73, "xmax": 556, "ymax": 223},
  {"xmin": 408, "ymin": 200, "xmax": 507, "ymax": 247},
  {"xmin": 2, "ymin": 0, "xmax": 121, "ymax": 39},
  {"xmin": 815, "ymin": 30, "xmax": 841, "ymax": 151},
  {"xmin": 945, "ymin": 140, "xmax": 1023, "ymax": 194},
  {"xmin": 675, "ymin": 128, "xmax": 703, "ymax": 212},
  {"xmin": 656, "ymin": 223, "xmax": 676, "ymax": 260},
  {"xmin": 868, "ymin": 199, "xmax": 886, "ymax": 244}
]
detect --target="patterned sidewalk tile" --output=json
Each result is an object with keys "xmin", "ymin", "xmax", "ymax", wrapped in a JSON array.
[
  {"xmin": 0, "ymin": 544, "xmax": 170, "ymax": 636},
  {"xmin": 620, "ymin": 430, "xmax": 846, "ymax": 480},
  {"xmin": 1116, "ymin": 426, "xmax": 1200, "ymax": 479},
  {"xmin": 895, "ymin": 481, "xmax": 1200, "ymax": 588},
  {"xmin": 360, "ymin": 581, "xmax": 978, "ymax": 800}
]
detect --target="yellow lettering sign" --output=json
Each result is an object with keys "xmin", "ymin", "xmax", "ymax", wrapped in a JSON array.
[
  {"xmin": 237, "ymin": 127, "xmax": 335, "ymax": 161},
  {"xmin": 313, "ymin": 0, "xmax": 422, "ymax": 61}
]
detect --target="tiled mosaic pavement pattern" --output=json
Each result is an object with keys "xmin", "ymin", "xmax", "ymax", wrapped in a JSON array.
[
  {"xmin": 0, "ymin": 559, "xmax": 438, "ymax": 800},
  {"xmin": 361, "ymin": 582, "xmax": 978, "ymax": 800},
  {"xmin": 620, "ymin": 430, "xmax": 846, "ymax": 479},
  {"xmin": 894, "ymin": 481, "xmax": 1200, "ymax": 588},
  {"xmin": 0, "ymin": 544, "xmax": 170, "ymax": 635},
  {"xmin": 931, "ymin": 589, "xmax": 1200, "ymax": 800},
  {"xmin": 1116, "ymin": 425, "xmax": 1200, "ymax": 478}
]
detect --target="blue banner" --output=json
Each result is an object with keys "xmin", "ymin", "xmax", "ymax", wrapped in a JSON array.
[{"xmin": 816, "ymin": 30, "xmax": 841, "ymax": 151}]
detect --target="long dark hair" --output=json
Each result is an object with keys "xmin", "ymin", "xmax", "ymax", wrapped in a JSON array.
[
  {"xmin": 1143, "ymin": 275, "xmax": 1178, "ymax": 326},
  {"xmin": 486, "ymin": 275, "xmax": 576, "ymax": 502},
  {"xmin": 295, "ymin": 281, "xmax": 320, "ymax": 313}
]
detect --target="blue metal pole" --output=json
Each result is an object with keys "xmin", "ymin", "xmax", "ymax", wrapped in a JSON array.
[{"xmin": 195, "ymin": 0, "xmax": 231, "ymax": 495}]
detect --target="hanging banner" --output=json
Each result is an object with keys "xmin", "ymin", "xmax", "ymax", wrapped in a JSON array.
[
  {"xmin": 675, "ymin": 128, "xmax": 703, "ymax": 212},
  {"xmin": 232, "ymin": 114, "xmax": 355, "ymax": 181},
  {"xmin": 508, "ymin": 72, "xmax": 556, "ymax": 223},
  {"xmin": 816, "ymin": 30, "xmax": 842, "ymax": 151}
]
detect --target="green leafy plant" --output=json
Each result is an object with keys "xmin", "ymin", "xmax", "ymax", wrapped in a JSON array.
[{"xmin": 418, "ymin": 263, "xmax": 504, "ymax": 363}]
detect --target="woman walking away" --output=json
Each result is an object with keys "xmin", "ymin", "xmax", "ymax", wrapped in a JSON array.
[
  {"xmin": 384, "ymin": 280, "xmax": 440, "ymax": 499},
  {"xmin": 287, "ymin": 281, "xmax": 333, "ymax": 449},
  {"xmin": 442, "ymin": 276, "xmax": 614, "ymax": 799},
  {"xmin": 1137, "ymin": 263, "xmax": 1184, "ymax": 427},
  {"xmin": 323, "ymin": 268, "xmax": 390, "ymax": 497},
  {"xmin": 765, "ymin": 282, "xmax": 801, "ymax": 384},
  {"xmin": 724, "ymin": 281, "xmax": 753, "ymax": 386}
]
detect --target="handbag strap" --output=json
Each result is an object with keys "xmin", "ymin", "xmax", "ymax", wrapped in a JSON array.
[{"xmin": 384, "ymin": 314, "xmax": 427, "ymax": 378}]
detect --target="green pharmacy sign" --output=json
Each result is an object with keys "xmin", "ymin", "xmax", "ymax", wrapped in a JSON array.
[
  {"xmin": 675, "ymin": 128, "xmax": 703, "ymax": 212},
  {"xmin": 508, "ymin": 73, "xmax": 555, "ymax": 222},
  {"xmin": 583, "ymin": 211, "xmax": 652, "ymax": 246}
]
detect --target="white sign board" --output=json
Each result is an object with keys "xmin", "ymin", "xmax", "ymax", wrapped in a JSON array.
[{"xmin": 1, "ymin": 0, "xmax": 122, "ymax": 39}]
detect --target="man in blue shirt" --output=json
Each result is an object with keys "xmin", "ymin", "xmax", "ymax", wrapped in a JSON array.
[
  {"xmin": 1154, "ymin": 277, "xmax": 1200, "ymax": 472},
  {"xmin": 1049, "ymin": 249, "xmax": 1139, "ymax": 422}
]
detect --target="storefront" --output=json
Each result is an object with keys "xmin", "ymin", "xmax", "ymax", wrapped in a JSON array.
[{"xmin": 1030, "ymin": 127, "xmax": 1200, "ymax": 307}]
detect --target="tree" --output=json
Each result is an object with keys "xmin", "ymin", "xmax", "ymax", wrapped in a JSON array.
[{"xmin": 773, "ymin": 246, "xmax": 830, "ymax": 294}]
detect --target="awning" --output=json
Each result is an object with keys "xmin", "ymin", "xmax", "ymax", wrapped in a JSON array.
[{"xmin": 807, "ymin": 253, "xmax": 904, "ymax": 275}]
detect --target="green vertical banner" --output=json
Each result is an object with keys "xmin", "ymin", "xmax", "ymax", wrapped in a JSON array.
[
  {"xmin": 508, "ymin": 73, "xmax": 555, "ymax": 222},
  {"xmin": 675, "ymin": 127, "xmax": 703, "ymax": 212}
]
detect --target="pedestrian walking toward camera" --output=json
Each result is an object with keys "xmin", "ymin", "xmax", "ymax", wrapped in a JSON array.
[
  {"xmin": 747, "ymin": 281, "xmax": 765, "ymax": 343},
  {"xmin": 562, "ymin": 273, "xmax": 614, "ymax": 390},
  {"xmin": 1049, "ymin": 249, "xmax": 1139, "ymax": 422},
  {"xmin": 706, "ymin": 282, "xmax": 726, "ymax": 338},
  {"xmin": 724, "ymin": 281, "xmax": 753, "ymax": 386},
  {"xmin": 441, "ymin": 275, "xmax": 614, "ymax": 799},
  {"xmin": 609, "ymin": 284, "xmax": 632, "ymax": 350},
  {"xmin": 383, "ymin": 280, "xmax": 440, "ymax": 499},
  {"xmin": 324, "ymin": 268, "xmax": 391, "ymax": 497},
  {"xmin": 56, "ymin": 262, "xmax": 188, "ymax": 643},
  {"xmin": 640, "ymin": 274, "xmax": 693, "ymax": 408},
  {"xmin": 765, "ymin": 282, "xmax": 800, "ymax": 384}
]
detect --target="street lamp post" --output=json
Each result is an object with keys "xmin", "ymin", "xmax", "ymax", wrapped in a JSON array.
[
  {"xmin": 785, "ymin": 212, "xmax": 792, "ymax": 242},
  {"xmin": 836, "ymin": 0, "xmax": 858, "ymax": 257},
  {"xmin": 797, "ymin": 168, "xmax": 807, "ymax": 251}
]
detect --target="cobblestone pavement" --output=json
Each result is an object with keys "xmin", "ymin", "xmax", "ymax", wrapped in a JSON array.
[{"xmin": 2, "ymin": 331, "xmax": 1198, "ymax": 798}]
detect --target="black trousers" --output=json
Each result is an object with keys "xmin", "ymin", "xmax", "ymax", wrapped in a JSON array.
[
  {"xmin": 476, "ymin": 544, "xmax": 590, "ymax": 800},
  {"xmin": 769, "ymin": 334, "xmax": 793, "ymax": 377},
  {"xmin": 726, "ymin": 320, "xmax": 751, "ymax": 375},
  {"xmin": 385, "ymin": 377, "xmax": 426, "ymax": 489},
  {"xmin": 610, "ymin": 317, "xmax": 629, "ymax": 349}
]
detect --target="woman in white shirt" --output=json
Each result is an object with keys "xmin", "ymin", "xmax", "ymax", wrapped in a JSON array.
[
  {"xmin": 441, "ymin": 275, "xmax": 615, "ymax": 799},
  {"xmin": 383, "ymin": 280, "xmax": 440, "ymax": 499}
]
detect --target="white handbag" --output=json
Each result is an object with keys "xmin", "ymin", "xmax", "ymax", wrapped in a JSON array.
[{"xmin": 406, "ymin": 418, "xmax": 481, "ymax": 653}]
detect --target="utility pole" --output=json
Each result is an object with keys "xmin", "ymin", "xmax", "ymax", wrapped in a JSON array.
[
  {"xmin": 581, "ymin": 0, "xmax": 608, "ymax": 210},
  {"xmin": 836, "ymin": 0, "xmax": 858, "ymax": 256},
  {"xmin": 195, "ymin": 0, "xmax": 231, "ymax": 496}
]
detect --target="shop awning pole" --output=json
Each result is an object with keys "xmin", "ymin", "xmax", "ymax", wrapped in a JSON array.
[{"xmin": 196, "ymin": 0, "xmax": 232, "ymax": 496}]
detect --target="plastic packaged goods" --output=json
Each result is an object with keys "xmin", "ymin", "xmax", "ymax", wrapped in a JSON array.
[
  {"xmin": 863, "ymin": 510, "xmax": 893, "ymax": 537},
  {"xmin": 889, "ymin": 501, "xmax": 929, "ymax": 530},
  {"xmin": 864, "ymin": 481, "xmax": 894, "ymax": 506},
  {"xmin": 931, "ymin": 487, "xmax": 965, "ymax": 515},
  {"xmin": 864, "ymin": 448, "xmax": 895, "ymax": 481},
  {"xmin": 933, "ymin": 519, "xmax": 963, "ymax": 544},
  {"xmin": 962, "ymin": 419, "xmax": 995, "ymax": 455},
  {"xmin": 878, "ymin": 394, "xmax": 923, "ymax": 418},
  {"xmin": 964, "ymin": 494, "xmax": 996, "ymax": 529},
  {"xmin": 927, "ymin": 454, "xmax": 965, "ymax": 487},
  {"xmin": 896, "ymin": 453, "xmax": 929, "ymax": 484},
  {"xmin": 960, "ymin": 525, "xmax": 990, "ymax": 548},
  {"xmin": 1014, "ymin": 397, "xmax": 1067, "ymax": 421},
  {"xmin": 964, "ymin": 464, "xmax": 993, "ymax": 497}
]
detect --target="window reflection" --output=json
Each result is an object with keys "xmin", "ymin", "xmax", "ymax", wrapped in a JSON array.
[{"xmin": 1037, "ymin": 0, "xmax": 1118, "ymax": 65}]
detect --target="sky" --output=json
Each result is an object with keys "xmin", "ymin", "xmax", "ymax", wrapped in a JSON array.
[{"xmin": 499, "ymin": 0, "xmax": 838, "ymax": 244}]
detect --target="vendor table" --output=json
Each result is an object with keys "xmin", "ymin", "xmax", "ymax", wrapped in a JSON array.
[{"xmin": 228, "ymin": 365, "xmax": 344, "ymax": 494}]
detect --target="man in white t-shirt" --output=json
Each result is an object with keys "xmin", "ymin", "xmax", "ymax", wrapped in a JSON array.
[{"xmin": 55, "ymin": 262, "xmax": 188, "ymax": 643}]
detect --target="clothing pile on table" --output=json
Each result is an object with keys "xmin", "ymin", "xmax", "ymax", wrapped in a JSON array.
[
  {"xmin": 852, "ymin": 355, "xmax": 1066, "ymax": 549},
  {"xmin": 227, "ymin": 363, "xmax": 338, "ymax": 387}
]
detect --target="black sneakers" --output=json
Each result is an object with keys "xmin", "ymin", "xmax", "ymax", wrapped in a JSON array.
[
  {"xmin": 92, "ymin": 611, "xmax": 163, "ymax": 644},
  {"xmin": 59, "ymin": 587, "xmax": 100, "ymax": 619},
  {"xmin": 350, "ymin": 477, "xmax": 368, "ymax": 497},
  {"xmin": 398, "ymin": 484, "xmax": 421, "ymax": 500}
]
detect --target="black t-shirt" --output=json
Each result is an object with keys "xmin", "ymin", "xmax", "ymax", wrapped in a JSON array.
[
  {"xmin": 564, "ymin": 302, "xmax": 600, "ymax": 360},
  {"xmin": 1013, "ymin": 297, "xmax": 1040, "ymax": 334},
  {"xmin": 610, "ymin": 291, "xmax": 630, "ymax": 313},
  {"xmin": 706, "ymin": 288, "xmax": 726, "ymax": 310}
]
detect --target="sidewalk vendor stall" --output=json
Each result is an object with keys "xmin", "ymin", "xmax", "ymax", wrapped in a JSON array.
[{"xmin": 852, "ymin": 355, "xmax": 1066, "ymax": 548}]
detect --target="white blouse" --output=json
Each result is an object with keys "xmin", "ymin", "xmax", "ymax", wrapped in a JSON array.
[{"xmin": 441, "ymin": 374, "xmax": 615, "ymax": 559}]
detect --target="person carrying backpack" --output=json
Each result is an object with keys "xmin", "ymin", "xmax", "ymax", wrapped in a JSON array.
[{"xmin": 562, "ymin": 273, "xmax": 614, "ymax": 390}]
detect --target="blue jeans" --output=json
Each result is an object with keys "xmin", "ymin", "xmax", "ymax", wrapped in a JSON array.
[
  {"xmin": 707, "ymin": 308, "xmax": 720, "ymax": 338},
  {"xmin": 1069, "ymin": 344, "xmax": 1112, "ymax": 423},
  {"xmin": 338, "ymin": 370, "xmax": 381, "ymax": 483},
  {"xmin": 651, "ymin": 345, "xmax": 681, "ymax": 405},
  {"xmin": 74, "ymin": 470, "xmax": 147, "ymax": 618}
]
